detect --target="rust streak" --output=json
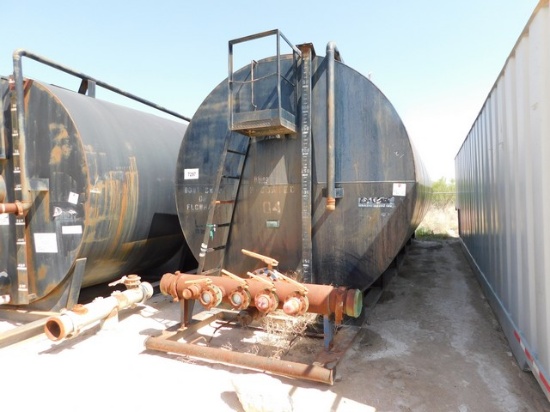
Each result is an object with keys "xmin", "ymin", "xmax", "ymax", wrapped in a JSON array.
[{"xmin": 48, "ymin": 123, "xmax": 71, "ymax": 165}]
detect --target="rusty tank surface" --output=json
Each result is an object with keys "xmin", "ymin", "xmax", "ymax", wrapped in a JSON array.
[
  {"xmin": 0, "ymin": 51, "xmax": 195, "ymax": 311},
  {"xmin": 175, "ymin": 30, "xmax": 431, "ymax": 292}
]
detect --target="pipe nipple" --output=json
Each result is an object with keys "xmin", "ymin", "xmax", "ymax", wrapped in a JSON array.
[
  {"xmin": 326, "ymin": 197, "xmax": 336, "ymax": 211},
  {"xmin": 44, "ymin": 318, "xmax": 66, "ymax": 341}
]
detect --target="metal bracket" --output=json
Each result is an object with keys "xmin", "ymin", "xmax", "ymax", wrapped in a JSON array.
[
  {"xmin": 65, "ymin": 258, "xmax": 87, "ymax": 309},
  {"xmin": 322, "ymin": 187, "xmax": 344, "ymax": 199}
]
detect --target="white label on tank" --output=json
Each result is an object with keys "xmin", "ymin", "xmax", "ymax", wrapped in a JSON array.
[
  {"xmin": 68, "ymin": 192, "xmax": 79, "ymax": 205},
  {"xmin": 62, "ymin": 225, "xmax": 83, "ymax": 235},
  {"xmin": 358, "ymin": 197, "xmax": 395, "ymax": 208},
  {"xmin": 0, "ymin": 214, "xmax": 8, "ymax": 226},
  {"xmin": 34, "ymin": 233, "xmax": 58, "ymax": 253},
  {"xmin": 184, "ymin": 168, "xmax": 199, "ymax": 180},
  {"xmin": 392, "ymin": 183, "xmax": 407, "ymax": 197}
]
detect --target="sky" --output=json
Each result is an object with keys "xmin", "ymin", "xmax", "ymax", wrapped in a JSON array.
[{"xmin": 1, "ymin": 0, "xmax": 541, "ymax": 180}]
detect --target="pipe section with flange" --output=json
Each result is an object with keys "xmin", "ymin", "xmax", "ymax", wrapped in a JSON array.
[{"xmin": 44, "ymin": 275, "xmax": 153, "ymax": 341}]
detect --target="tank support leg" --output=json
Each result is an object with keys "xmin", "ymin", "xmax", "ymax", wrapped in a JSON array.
[
  {"xmin": 65, "ymin": 258, "xmax": 87, "ymax": 309},
  {"xmin": 179, "ymin": 298, "xmax": 195, "ymax": 327},
  {"xmin": 323, "ymin": 315, "xmax": 334, "ymax": 351}
]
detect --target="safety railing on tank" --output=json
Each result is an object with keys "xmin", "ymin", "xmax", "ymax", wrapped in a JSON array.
[
  {"xmin": 228, "ymin": 29, "xmax": 301, "ymax": 137},
  {"xmin": 12, "ymin": 49, "xmax": 191, "ymax": 122}
]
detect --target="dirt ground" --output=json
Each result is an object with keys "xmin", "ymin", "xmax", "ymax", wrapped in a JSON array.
[
  {"xmin": 338, "ymin": 239, "xmax": 549, "ymax": 411},
  {"xmin": 1, "ymin": 238, "xmax": 549, "ymax": 411}
]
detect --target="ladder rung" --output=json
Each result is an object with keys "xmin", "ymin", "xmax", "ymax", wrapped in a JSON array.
[
  {"xmin": 222, "ymin": 175, "xmax": 241, "ymax": 180},
  {"xmin": 227, "ymin": 149, "xmax": 247, "ymax": 156},
  {"xmin": 216, "ymin": 223, "xmax": 231, "ymax": 228},
  {"xmin": 215, "ymin": 199, "xmax": 235, "ymax": 205},
  {"xmin": 209, "ymin": 245, "xmax": 226, "ymax": 252}
]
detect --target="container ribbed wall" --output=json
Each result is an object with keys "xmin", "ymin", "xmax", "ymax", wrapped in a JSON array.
[{"xmin": 455, "ymin": 0, "xmax": 550, "ymax": 401}]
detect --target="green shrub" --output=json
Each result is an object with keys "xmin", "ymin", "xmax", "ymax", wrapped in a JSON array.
[
  {"xmin": 414, "ymin": 177, "xmax": 459, "ymax": 239},
  {"xmin": 431, "ymin": 177, "xmax": 455, "ymax": 209}
]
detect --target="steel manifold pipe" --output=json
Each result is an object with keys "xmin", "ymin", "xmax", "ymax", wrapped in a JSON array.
[
  {"xmin": 44, "ymin": 275, "xmax": 153, "ymax": 341},
  {"xmin": 159, "ymin": 271, "xmax": 363, "ymax": 320},
  {"xmin": 151, "ymin": 270, "xmax": 362, "ymax": 385}
]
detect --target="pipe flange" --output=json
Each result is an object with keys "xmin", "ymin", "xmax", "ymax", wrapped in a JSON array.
[
  {"xmin": 254, "ymin": 289, "xmax": 279, "ymax": 314},
  {"xmin": 282, "ymin": 292, "xmax": 309, "ymax": 316},
  {"xmin": 199, "ymin": 284, "xmax": 223, "ymax": 309},
  {"xmin": 123, "ymin": 274, "xmax": 141, "ymax": 289},
  {"xmin": 229, "ymin": 287, "xmax": 251, "ymax": 310},
  {"xmin": 345, "ymin": 289, "xmax": 363, "ymax": 318}
]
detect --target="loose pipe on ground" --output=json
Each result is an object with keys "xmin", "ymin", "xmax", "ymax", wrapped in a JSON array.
[
  {"xmin": 325, "ymin": 42, "xmax": 343, "ymax": 211},
  {"xmin": 44, "ymin": 277, "xmax": 153, "ymax": 341},
  {"xmin": 145, "ymin": 335, "xmax": 335, "ymax": 385}
]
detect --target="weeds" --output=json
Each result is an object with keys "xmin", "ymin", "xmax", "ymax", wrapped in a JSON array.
[{"xmin": 416, "ymin": 177, "xmax": 459, "ymax": 239}]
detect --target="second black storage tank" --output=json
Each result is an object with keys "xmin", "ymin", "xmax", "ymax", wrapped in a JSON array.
[{"xmin": 0, "ymin": 52, "xmax": 195, "ymax": 311}]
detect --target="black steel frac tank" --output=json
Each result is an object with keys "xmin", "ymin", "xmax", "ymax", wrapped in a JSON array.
[
  {"xmin": 176, "ymin": 36, "xmax": 430, "ymax": 291},
  {"xmin": 0, "ymin": 75, "xmax": 192, "ymax": 311}
]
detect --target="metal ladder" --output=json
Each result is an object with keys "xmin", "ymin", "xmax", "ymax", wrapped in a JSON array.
[
  {"xmin": 8, "ymin": 78, "xmax": 31, "ymax": 304},
  {"xmin": 196, "ymin": 134, "xmax": 250, "ymax": 275},
  {"xmin": 197, "ymin": 30, "xmax": 308, "ymax": 277}
]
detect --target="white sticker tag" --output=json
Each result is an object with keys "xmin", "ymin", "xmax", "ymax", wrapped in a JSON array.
[
  {"xmin": 68, "ymin": 192, "xmax": 79, "ymax": 205},
  {"xmin": 34, "ymin": 233, "xmax": 58, "ymax": 253},
  {"xmin": 184, "ymin": 168, "xmax": 199, "ymax": 180},
  {"xmin": 0, "ymin": 214, "xmax": 8, "ymax": 226},
  {"xmin": 392, "ymin": 183, "xmax": 407, "ymax": 197},
  {"xmin": 62, "ymin": 225, "xmax": 83, "ymax": 235}
]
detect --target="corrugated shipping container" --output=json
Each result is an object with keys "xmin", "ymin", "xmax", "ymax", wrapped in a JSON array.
[{"xmin": 455, "ymin": 0, "xmax": 550, "ymax": 401}]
